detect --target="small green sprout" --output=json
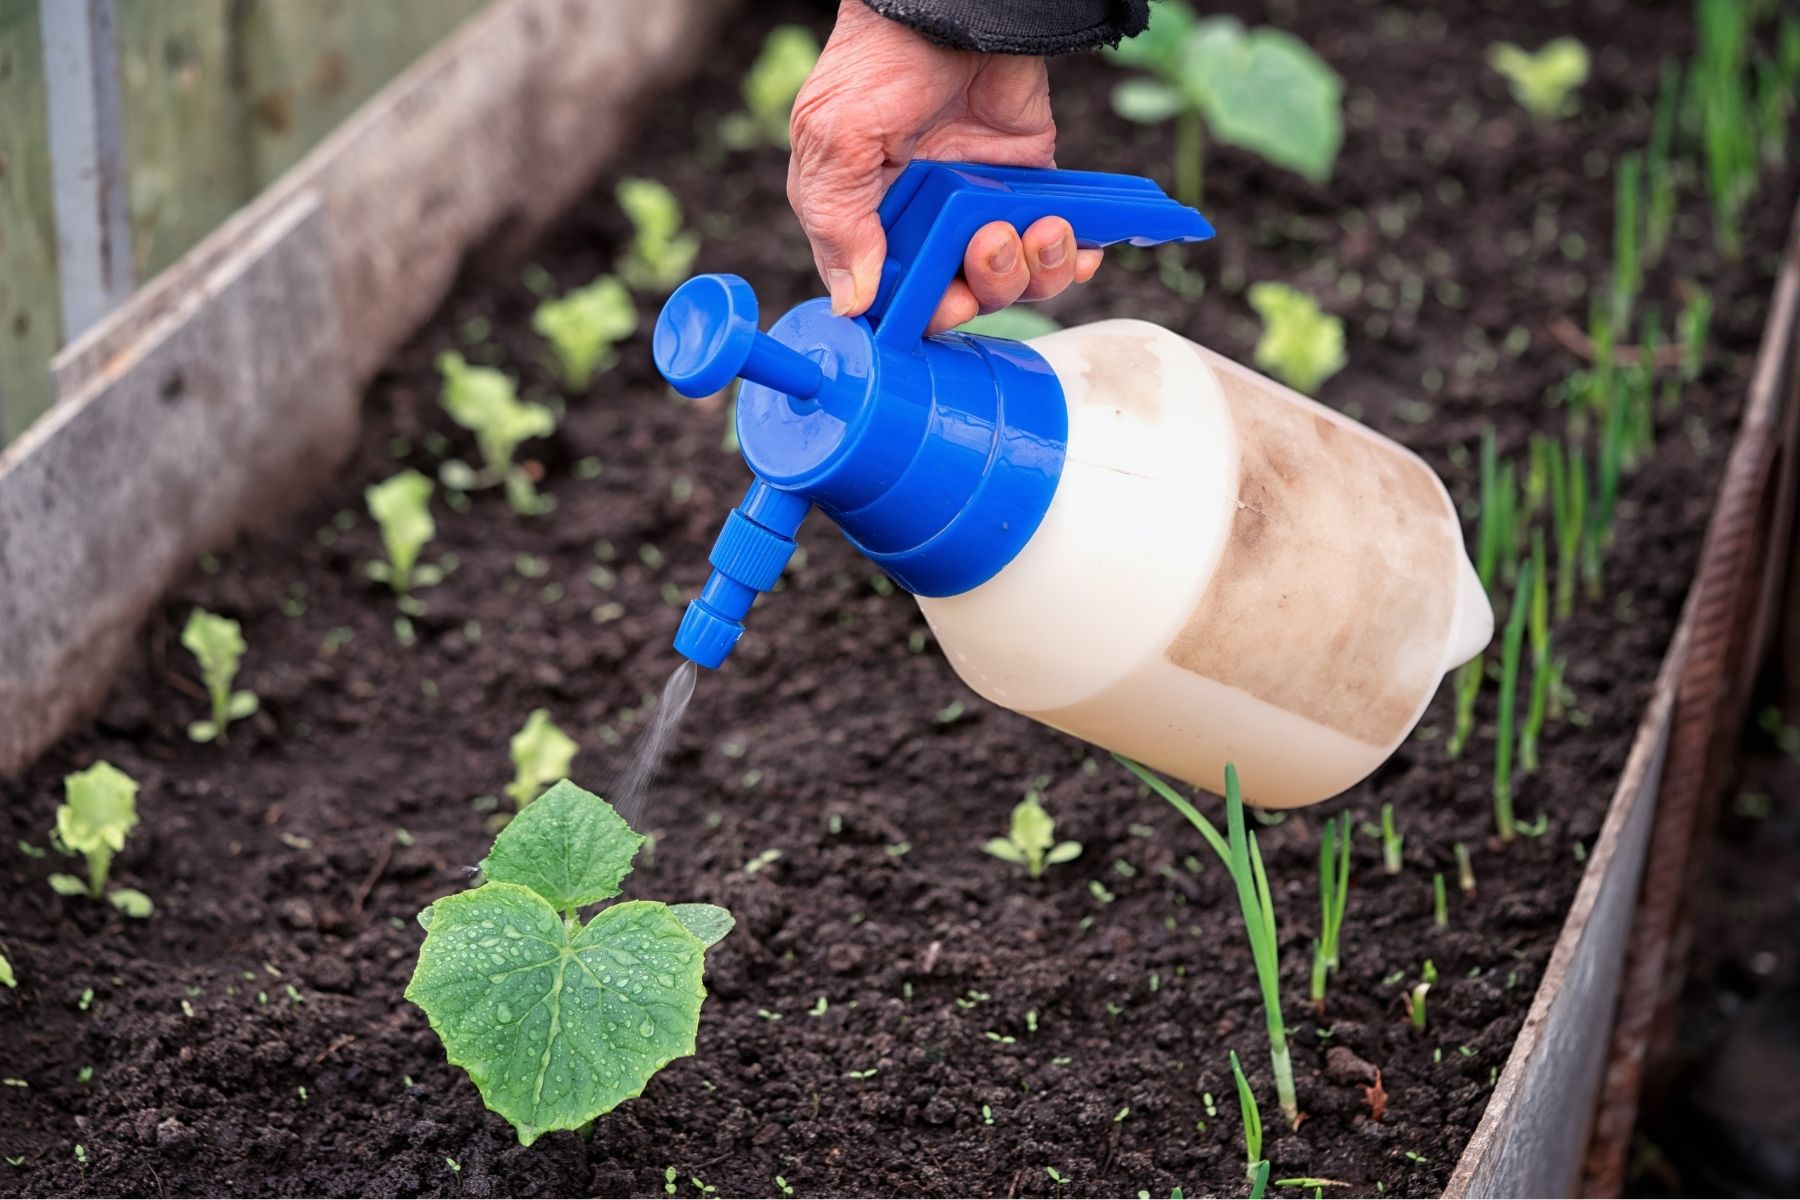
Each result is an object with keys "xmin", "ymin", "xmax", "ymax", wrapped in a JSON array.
[
  {"xmin": 1247, "ymin": 282, "xmax": 1345, "ymax": 394},
  {"xmin": 664, "ymin": 1167, "xmax": 677, "ymax": 1195},
  {"xmin": 1046, "ymin": 1167, "xmax": 1070, "ymax": 1187},
  {"xmin": 505, "ymin": 709, "xmax": 579, "ymax": 808},
  {"xmin": 1405, "ymin": 980, "xmax": 1430, "ymax": 1031},
  {"xmin": 1548, "ymin": 440, "xmax": 1586, "ymax": 619},
  {"xmin": 1118, "ymin": 756, "xmax": 1297, "ymax": 1126},
  {"xmin": 1495, "ymin": 560, "xmax": 1533, "ymax": 842},
  {"xmin": 407, "ymin": 781, "xmax": 732, "ymax": 1146},
  {"xmin": 1645, "ymin": 62, "xmax": 1681, "ymax": 266},
  {"xmin": 1108, "ymin": 3, "xmax": 1342, "ymax": 206},
  {"xmin": 365, "ymin": 470, "xmax": 437, "ymax": 595},
  {"xmin": 49, "ymin": 763, "xmax": 151, "ymax": 917},
  {"xmin": 1677, "ymin": 288, "xmax": 1713, "ymax": 384},
  {"xmin": 1230, "ymin": 1049, "xmax": 1262, "ymax": 1183},
  {"xmin": 982, "ymin": 793, "xmax": 1082, "ymax": 878},
  {"xmin": 181, "ymin": 609, "xmax": 258, "ymax": 743},
  {"xmin": 720, "ymin": 25, "xmax": 820, "ymax": 149},
  {"xmin": 532, "ymin": 276, "xmax": 637, "ymax": 392},
  {"xmin": 1380, "ymin": 803, "xmax": 1403, "ymax": 874},
  {"xmin": 776, "ymin": 1175, "xmax": 795, "ymax": 1197},
  {"xmin": 1309, "ymin": 813, "xmax": 1350, "ymax": 1011},
  {"xmin": 1520, "ymin": 530, "xmax": 1552, "ymax": 773},
  {"xmin": 1610, "ymin": 151, "xmax": 1642, "ymax": 333},
  {"xmin": 0, "ymin": 953, "xmax": 15, "ymax": 988},
  {"xmin": 446, "ymin": 1158, "xmax": 460, "ymax": 1177},
  {"xmin": 1487, "ymin": 38, "xmax": 1589, "ymax": 120},
  {"xmin": 437, "ymin": 352, "xmax": 555, "ymax": 513},
  {"xmin": 617, "ymin": 179, "xmax": 701, "ymax": 295},
  {"xmin": 1432, "ymin": 873, "xmax": 1448, "ymax": 928},
  {"xmin": 1454, "ymin": 842, "xmax": 1475, "ymax": 897}
]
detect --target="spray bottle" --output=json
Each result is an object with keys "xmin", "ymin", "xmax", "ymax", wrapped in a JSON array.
[{"xmin": 652, "ymin": 162, "xmax": 1492, "ymax": 807}]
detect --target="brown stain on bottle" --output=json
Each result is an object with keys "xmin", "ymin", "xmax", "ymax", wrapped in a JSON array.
[
  {"xmin": 1165, "ymin": 354, "xmax": 1458, "ymax": 747},
  {"xmin": 1079, "ymin": 331, "xmax": 1163, "ymax": 422}
]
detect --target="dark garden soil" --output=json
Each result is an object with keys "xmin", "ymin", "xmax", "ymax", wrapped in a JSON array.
[{"xmin": 4, "ymin": 0, "xmax": 1798, "ymax": 1196}]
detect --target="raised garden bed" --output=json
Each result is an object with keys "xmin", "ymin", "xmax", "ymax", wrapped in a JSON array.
[{"xmin": 3, "ymin": 0, "xmax": 1799, "ymax": 1196}]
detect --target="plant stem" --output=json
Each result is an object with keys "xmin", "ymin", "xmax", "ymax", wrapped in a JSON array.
[
  {"xmin": 1176, "ymin": 107, "xmax": 1205, "ymax": 209},
  {"xmin": 1495, "ymin": 559, "xmax": 1533, "ymax": 842},
  {"xmin": 1380, "ymin": 803, "xmax": 1402, "ymax": 874},
  {"xmin": 1432, "ymin": 873, "xmax": 1448, "ymax": 928},
  {"xmin": 1454, "ymin": 841, "xmax": 1475, "ymax": 896},
  {"xmin": 1447, "ymin": 656, "xmax": 1483, "ymax": 760},
  {"xmin": 1521, "ymin": 529, "xmax": 1551, "ymax": 773},
  {"xmin": 1230, "ymin": 1049, "xmax": 1262, "ymax": 1182}
]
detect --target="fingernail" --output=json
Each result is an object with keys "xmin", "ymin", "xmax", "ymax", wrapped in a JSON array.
[
  {"xmin": 827, "ymin": 270, "xmax": 857, "ymax": 316},
  {"xmin": 1039, "ymin": 238, "xmax": 1066, "ymax": 268},
  {"xmin": 989, "ymin": 242, "xmax": 1018, "ymax": 274}
]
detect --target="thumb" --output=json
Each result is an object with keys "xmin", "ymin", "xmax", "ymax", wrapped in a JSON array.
[{"xmin": 787, "ymin": 102, "xmax": 893, "ymax": 316}]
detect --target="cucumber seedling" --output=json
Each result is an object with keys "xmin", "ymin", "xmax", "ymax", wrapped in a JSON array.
[
  {"xmin": 507, "ymin": 709, "xmax": 580, "ymax": 809},
  {"xmin": 408, "ymin": 780, "xmax": 732, "ymax": 1146},
  {"xmin": 617, "ymin": 179, "xmax": 701, "ymax": 295},
  {"xmin": 181, "ymin": 609, "xmax": 258, "ymax": 744},
  {"xmin": 1118, "ymin": 757, "xmax": 1298, "ymax": 1127},
  {"xmin": 533, "ymin": 276, "xmax": 638, "ymax": 393},
  {"xmin": 1309, "ymin": 813, "xmax": 1351, "ymax": 1011},
  {"xmin": 47, "ymin": 762, "xmax": 153, "ymax": 918},
  {"xmin": 1106, "ymin": 1, "xmax": 1342, "ymax": 207},
  {"xmin": 982, "ymin": 792, "xmax": 1082, "ymax": 878}
]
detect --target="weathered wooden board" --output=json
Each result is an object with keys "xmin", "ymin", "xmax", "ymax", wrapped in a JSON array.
[
  {"xmin": 0, "ymin": 191, "xmax": 352, "ymax": 772},
  {"xmin": 0, "ymin": 0, "xmax": 62, "ymax": 446},
  {"xmin": 0, "ymin": 0, "xmax": 730, "ymax": 775}
]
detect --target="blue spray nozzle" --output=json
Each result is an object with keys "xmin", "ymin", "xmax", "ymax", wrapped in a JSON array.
[{"xmin": 655, "ymin": 162, "xmax": 1213, "ymax": 670}]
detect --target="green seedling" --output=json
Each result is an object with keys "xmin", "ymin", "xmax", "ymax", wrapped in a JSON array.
[
  {"xmin": 719, "ymin": 25, "xmax": 820, "ymax": 149},
  {"xmin": 1548, "ymin": 441, "xmax": 1586, "ymax": 620},
  {"xmin": 437, "ymin": 352, "xmax": 555, "ymax": 513},
  {"xmin": 1250, "ymin": 1160, "xmax": 1271, "ymax": 1199},
  {"xmin": 617, "ymin": 178, "xmax": 701, "ymax": 295},
  {"xmin": 408, "ymin": 780, "xmax": 732, "ymax": 1145},
  {"xmin": 1432, "ymin": 873, "xmax": 1448, "ymax": 928},
  {"xmin": 1380, "ymin": 803, "xmax": 1402, "ymax": 875},
  {"xmin": 48, "ymin": 762, "xmax": 152, "ymax": 917},
  {"xmin": 1520, "ymin": 531, "xmax": 1552, "ymax": 773},
  {"xmin": 1610, "ymin": 151, "xmax": 1642, "ymax": 334},
  {"xmin": 1454, "ymin": 842, "xmax": 1475, "ymax": 897},
  {"xmin": 0, "ymin": 953, "xmax": 15, "ymax": 988},
  {"xmin": 1677, "ymin": 288, "xmax": 1712, "ymax": 383},
  {"xmin": 181, "ymin": 608, "xmax": 258, "ymax": 743},
  {"xmin": 1405, "ymin": 980, "xmax": 1430, "ymax": 1031},
  {"xmin": 1248, "ymin": 283, "xmax": 1346, "ymax": 394},
  {"xmin": 365, "ymin": 470, "xmax": 438, "ymax": 595},
  {"xmin": 1645, "ymin": 62, "xmax": 1682, "ymax": 265},
  {"xmin": 533, "ymin": 276, "xmax": 637, "ymax": 392},
  {"xmin": 1309, "ymin": 813, "xmax": 1351, "ymax": 1011},
  {"xmin": 982, "ymin": 793, "xmax": 1082, "ymax": 878},
  {"xmin": 506, "ymin": 709, "xmax": 580, "ymax": 808},
  {"xmin": 1118, "ymin": 757, "xmax": 1296, "ymax": 1126},
  {"xmin": 1487, "ymin": 38, "xmax": 1589, "ymax": 120},
  {"xmin": 1494, "ymin": 560, "xmax": 1533, "ymax": 842},
  {"xmin": 1694, "ymin": 0, "xmax": 1756, "ymax": 259},
  {"xmin": 1230, "ymin": 1049, "xmax": 1262, "ymax": 1184},
  {"xmin": 1107, "ymin": 2, "xmax": 1342, "ymax": 206}
]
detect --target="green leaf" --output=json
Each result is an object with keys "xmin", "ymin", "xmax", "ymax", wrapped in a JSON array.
[
  {"xmin": 1010, "ymin": 796, "xmax": 1057, "ymax": 863},
  {"xmin": 108, "ymin": 888, "xmax": 154, "ymax": 919},
  {"xmin": 406, "ymin": 885, "xmax": 710, "ymax": 1146},
  {"xmin": 180, "ymin": 609, "xmax": 248, "ymax": 734},
  {"xmin": 533, "ymin": 276, "xmax": 638, "ymax": 392},
  {"xmin": 1045, "ymin": 841, "xmax": 1084, "ymax": 865},
  {"xmin": 739, "ymin": 25, "xmax": 820, "ymax": 147},
  {"xmin": 0, "ymin": 954, "xmax": 15, "ymax": 988},
  {"xmin": 1107, "ymin": 0, "xmax": 1199, "ymax": 75},
  {"xmin": 669, "ymin": 904, "xmax": 735, "ymax": 948},
  {"xmin": 365, "ymin": 470, "xmax": 436, "ymax": 594},
  {"xmin": 958, "ymin": 308, "xmax": 1064, "ymax": 340},
  {"xmin": 227, "ymin": 691, "xmax": 260, "ymax": 720},
  {"xmin": 505, "ymin": 710, "xmax": 580, "ymax": 808},
  {"xmin": 1182, "ymin": 19, "xmax": 1342, "ymax": 184},
  {"xmin": 982, "ymin": 837, "xmax": 1027, "ymax": 864},
  {"xmin": 1487, "ymin": 38, "xmax": 1589, "ymax": 121},
  {"xmin": 54, "ymin": 762, "xmax": 139, "ymax": 897},
  {"xmin": 482, "ymin": 780, "xmax": 642, "ymax": 909},
  {"xmin": 48, "ymin": 873, "xmax": 90, "ymax": 897},
  {"xmin": 1111, "ymin": 77, "xmax": 1188, "ymax": 125},
  {"xmin": 617, "ymin": 179, "xmax": 700, "ymax": 294},
  {"xmin": 1247, "ymin": 281, "xmax": 1346, "ymax": 394},
  {"xmin": 187, "ymin": 721, "xmax": 219, "ymax": 744},
  {"xmin": 437, "ymin": 352, "xmax": 555, "ymax": 477}
]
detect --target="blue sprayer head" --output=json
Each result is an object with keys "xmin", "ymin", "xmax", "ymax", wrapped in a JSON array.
[{"xmin": 652, "ymin": 162, "xmax": 1213, "ymax": 668}]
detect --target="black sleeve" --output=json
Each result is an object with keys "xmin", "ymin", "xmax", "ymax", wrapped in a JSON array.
[{"xmin": 861, "ymin": 0, "xmax": 1152, "ymax": 55}]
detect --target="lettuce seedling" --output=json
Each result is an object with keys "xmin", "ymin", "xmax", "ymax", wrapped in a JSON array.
[
  {"xmin": 48, "ymin": 762, "xmax": 153, "ymax": 917},
  {"xmin": 437, "ymin": 352, "xmax": 556, "ymax": 514},
  {"xmin": 532, "ymin": 276, "xmax": 638, "ymax": 392},
  {"xmin": 181, "ymin": 608, "xmax": 258, "ymax": 743},
  {"xmin": 617, "ymin": 179, "xmax": 701, "ymax": 295},
  {"xmin": 507, "ymin": 709, "xmax": 580, "ymax": 808},
  {"xmin": 719, "ymin": 25, "xmax": 820, "ymax": 150},
  {"xmin": 1109, "ymin": 3, "xmax": 1342, "ymax": 206},
  {"xmin": 982, "ymin": 793, "xmax": 1082, "ymax": 878},
  {"xmin": 1487, "ymin": 38, "xmax": 1589, "ymax": 121},
  {"xmin": 1247, "ymin": 282, "xmax": 1345, "ymax": 395},
  {"xmin": 365, "ymin": 470, "xmax": 438, "ymax": 595},
  {"xmin": 407, "ymin": 780, "xmax": 732, "ymax": 1146}
]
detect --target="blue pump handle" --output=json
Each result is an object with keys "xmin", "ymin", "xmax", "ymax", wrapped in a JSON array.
[{"xmin": 868, "ymin": 162, "xmax": 1214, "ymax": 352}]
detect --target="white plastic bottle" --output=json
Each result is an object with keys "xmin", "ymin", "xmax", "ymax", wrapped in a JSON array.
[{"xmin": 916, "ymin": 320, "xmax": 1493, "ymax": 808}]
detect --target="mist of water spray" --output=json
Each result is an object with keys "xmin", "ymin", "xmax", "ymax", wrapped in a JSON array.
[{"xmin": 609, "ymin": 659, "xmax": 698, "ymax": 829}]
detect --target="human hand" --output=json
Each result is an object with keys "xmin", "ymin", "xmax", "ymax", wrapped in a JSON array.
[{"xmin": 787, "ymin": 0, "xmax": 1104, "ymax": 335}]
